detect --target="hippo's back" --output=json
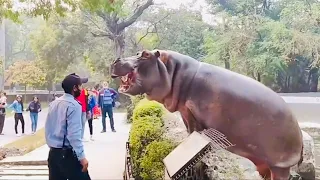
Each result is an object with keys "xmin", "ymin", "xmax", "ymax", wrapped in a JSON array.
[{"xmin": 189, "ymin": 63, "xmax": 303, "ymax": 167}]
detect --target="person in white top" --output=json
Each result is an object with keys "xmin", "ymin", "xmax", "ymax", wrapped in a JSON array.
[{"xmin": 0, "ymin": 91, "xmax": 7, "ymax": 135}]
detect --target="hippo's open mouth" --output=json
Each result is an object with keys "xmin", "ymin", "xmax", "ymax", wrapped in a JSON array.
[{"xmin": 111, "ymin": 70, "xmax": 137, "ymax": 93}]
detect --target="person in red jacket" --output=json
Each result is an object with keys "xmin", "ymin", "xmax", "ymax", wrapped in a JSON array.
[
  {"xmin": 75, "ymin": 78, "xmax": 89, "ymax": 141},
  {"xmin": 92, "ymin": 84, "xmax": 101, "ymax": 119}
]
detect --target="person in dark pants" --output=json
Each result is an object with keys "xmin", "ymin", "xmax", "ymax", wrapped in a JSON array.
[
  {"xmin": 87, "ymin": 90, "xmax": 96, "ymax": 141},
  {"xmin": 98, "ymin": 82, "xmax": 118, "ymax": 133},
  {"xmin": 8, "ymin": 95, "xmax": 25, "ymax": 137},
  {"xmin": 26, "ymin": 96, "xmax": 42, "ymax": 134},
  {"xmin": 0, "ymin": 91, "xmax": 7, "ymax": 135},
  {"xmin": 45, "ymin": 73, "xmax": 91, "ymax": 180}
]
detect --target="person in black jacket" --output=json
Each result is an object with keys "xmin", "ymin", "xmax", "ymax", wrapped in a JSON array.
[{"xmin": 26, "ymin": 96, "xmax": 42, "ymax": 134}]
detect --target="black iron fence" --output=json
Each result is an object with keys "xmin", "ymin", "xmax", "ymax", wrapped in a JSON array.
[{"xmin": 124, "ymin": 142, "xmax": 135, "ymax": 180}]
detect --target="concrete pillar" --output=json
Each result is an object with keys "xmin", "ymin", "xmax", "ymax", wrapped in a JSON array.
[{"xmin": 0, "ymin": 19, "xmax": 5, "ymax": 90}]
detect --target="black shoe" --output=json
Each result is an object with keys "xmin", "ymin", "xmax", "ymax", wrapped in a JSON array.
[
  {"xmin": 112, "ymin": 129, "xmax": 116, "ymax": 132},
  {"xmin": 101, "ymin": 130, "xmax": 106, "ymax": 133}
]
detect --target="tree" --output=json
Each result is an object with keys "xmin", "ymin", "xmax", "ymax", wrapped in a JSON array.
[
  {"xmin": 204, "ymin": 0, "xmax": 320, "ymax": 92},
  {"xmin": 126, "ymin": 6, "xmax": 209, "ymax": 59},
  {"xmin": 30, "ymin": 12, "xmax": 89, "ymax": 91},
  {"xmin": 85, "ymin": 0, "xmax": 154, "ymax": 58},
  {"xmin": 0, "ymin": 0, "xmax": 19, "ymax": 22},
  {"xmin": 0, "ymin": 57, "xmax": 2, "ymax": 73},
  {"xmin": 4, "ymin": 17, "xmax": 43, "ymax": 67},
  {"xmin": 0, "ymin": 0, "xmax": 117, "ymax": 22},
  {"xmin": 8, "ymin": 60, "xmax": 46, "ymax": 100}
]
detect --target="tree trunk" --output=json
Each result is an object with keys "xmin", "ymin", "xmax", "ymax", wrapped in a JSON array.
[
  {"xmin": 257, "ymin": 72, "xmax": 261, "ymax": 82},
  {"xmin": 309, "ymin": 68, "xmax": 319, "ymax": 92},
  {"xmin": 24, "ymin": 85, "xmax": 27, "ymax": 103},
  {"xmin": 224, "ymin": 51, "xmax": 230, "ymax": 69},
  {"xmin": 114, "ymin": 32, "xmax": 125, "ymax": 58}
]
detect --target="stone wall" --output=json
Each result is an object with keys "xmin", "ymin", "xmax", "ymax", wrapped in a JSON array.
[
  {"xmin": 163, "ymin": 111, "xmax": 316, "ymax": 180},
  {"xmin": 162, "ymin": 111, "xmax": 262, "ymax": 180}
]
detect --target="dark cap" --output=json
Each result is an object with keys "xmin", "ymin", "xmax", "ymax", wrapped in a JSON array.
[{"xmin": 61, "ymin": 73, "xmax": 88, "ymax": 92}]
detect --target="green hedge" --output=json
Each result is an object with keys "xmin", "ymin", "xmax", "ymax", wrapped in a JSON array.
[
  {"xmin": 140, "ymin": 140, "xmax": 175, "ymax": 180},
  {"xmin": 126, "ymin": 94, "xmax": 145, "ymax": 123},
  {"xmin": 129, "ymin": 99, "xmax": 175, "ymax": 180},
  {"xmin": 132, "ymin": 99, "xmax": 164, "ymax": 123}
]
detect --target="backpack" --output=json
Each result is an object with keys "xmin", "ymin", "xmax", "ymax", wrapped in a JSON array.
[{"xmin": 102, "ymin": 89, "xmax": 114, "ymax": 105}]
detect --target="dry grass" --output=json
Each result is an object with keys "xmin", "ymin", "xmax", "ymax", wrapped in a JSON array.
[{"xmin": 3, "ymin": 128, "xmax": 45, "ymax": 155}]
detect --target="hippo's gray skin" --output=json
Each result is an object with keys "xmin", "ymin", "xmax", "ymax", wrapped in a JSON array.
[{"xmin": 111, "ymin": 50, "xmax": 303, "ymax": 180}]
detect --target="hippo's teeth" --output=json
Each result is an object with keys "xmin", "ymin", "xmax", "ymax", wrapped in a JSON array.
[{"xmin": 121, "ymin": 74, "xmax": 129, "ymax": 82}]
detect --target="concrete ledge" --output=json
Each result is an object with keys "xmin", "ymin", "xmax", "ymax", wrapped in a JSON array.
[
  {"xmin": 0, "ymin": 175, "xmax": 48, "ymax": 180},
  {"xmin": 0, "ymin": 160, "xmax": 47, "ymax": 166},
  {"xmin": 0, "ymin": 165, "xmax": 48, "ymax": 170}
]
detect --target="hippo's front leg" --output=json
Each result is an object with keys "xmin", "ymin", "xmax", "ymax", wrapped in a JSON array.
[{"xmin": 179, "ymin": 108, "xmax": 203, "ymax": 133}]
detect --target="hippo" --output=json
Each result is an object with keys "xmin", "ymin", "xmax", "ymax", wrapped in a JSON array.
[{"xmin": 111, "ymin": 50, "xmax": 303, "ymax": 180}]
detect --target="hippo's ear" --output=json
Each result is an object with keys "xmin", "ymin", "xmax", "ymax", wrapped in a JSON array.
[
  {"xmin": 154, "ymin": 51, "xmax": 160, "ymax": 58},
  {"xmin": 155, "ymin": 50, "xmax": 169, "ymax": 64}
]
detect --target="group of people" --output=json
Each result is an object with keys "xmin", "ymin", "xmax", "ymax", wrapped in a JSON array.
[
  {"xmin": 0, "ymin": 92, "xmax": 42, "ymax": 136},
  {"xmin": 45, "ymin": 73, "xmax": 119, "ymax": 180},
  {"xmin": 74, "ymin": 80, "xmax": 119, "ymax": 142}
]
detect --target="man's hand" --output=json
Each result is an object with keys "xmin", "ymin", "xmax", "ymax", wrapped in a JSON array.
[
  {"xmin": 80, "ymin": 158, "xmax": 89, "ymax": 172},
  {"xmin": 86, "ymin": 111, "xmax": 91, "ymax": 119}
]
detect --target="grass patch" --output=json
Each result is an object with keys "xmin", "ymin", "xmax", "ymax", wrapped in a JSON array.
[{"xmin": 3, "ymin": 128, "xmax": 45, "ymax": 155}]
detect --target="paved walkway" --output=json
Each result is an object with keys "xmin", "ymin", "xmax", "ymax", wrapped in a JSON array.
[
  {"xmin": 0, "ymin": 109, "xmax": 48, "ymax": 147},
  {"xmin": 1, "ymin": 113, "xmax": 131, "ymax": 180}
]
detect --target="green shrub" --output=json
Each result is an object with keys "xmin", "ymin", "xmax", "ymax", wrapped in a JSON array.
[
  {"xmin": 132, "ymin": 99, "xmax": 164, "ymax": 123},
  {"xmin": 126, "ymin": 94, "xmax": 145, "ymax": 123},
  {"xmin": 129, "ymin": 100, "xmax": 175, "ymax": 179},
  {"xmin": 130, "ymin": 116, "xmax": 163, "ymax": 162},
  {"xmin": 140, "ymin": 140, "xmax": 175, "ymax": 180}
]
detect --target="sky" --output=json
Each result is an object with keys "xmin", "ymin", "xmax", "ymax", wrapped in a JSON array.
[
  {"xmin": 155, "ymin": 0, "xmax": 215, "ymax": 24},
  {"xmin": 11, "ymin": 0, "xmax": 215, "ymax": 24}
]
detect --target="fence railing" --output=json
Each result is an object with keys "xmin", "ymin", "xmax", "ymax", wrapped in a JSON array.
[{"xmin": 124, "ymin": 142, "xmax": 135, "ymax": 180}]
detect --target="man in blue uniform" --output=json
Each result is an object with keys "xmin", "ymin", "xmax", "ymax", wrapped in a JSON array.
[{"xmin": 45, "ymin": 73, "xmax": 91, "ymax": 180}]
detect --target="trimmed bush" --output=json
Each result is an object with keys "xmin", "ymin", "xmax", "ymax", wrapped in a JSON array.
[
  {"xmin": 129, "ymin": 100, "xmax": 175, "ymax": 180},
  {"xmin": 132, "ymin": 99, "xmax": 164, "ymax": 123},
  {"xmin": 130, "ymin": 116, "xmax": 163, "ymax": 163},
  {"xmin": 126, "ymin": 94, "xmax": 145, "ymax": 123},
  {"xmin": 140, "ymin": 140, "xmax": 175, "ymax": 180}
]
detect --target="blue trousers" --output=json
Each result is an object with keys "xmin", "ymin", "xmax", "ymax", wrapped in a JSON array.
[
  {"xmin": 30, "ymin": 112, "xmax": 39, "ymax": 132},
  {"xmin": 101, "ymin": 104, "xmax": 114, "ymax": 131}
]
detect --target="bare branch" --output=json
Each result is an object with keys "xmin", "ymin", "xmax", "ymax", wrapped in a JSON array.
[
  {"xmin": 12, "ymin": 39, "xmax": 27, "ymax": 56},
  {"xmin": 91, "ymin": 32, "xmax": 112, "ymax": 38},
  {"xmin": 137, "ymin": 13, "xmax": 171, "ymax": 44},
  {"xmin": 137, "ymin": 26, "xmax": 155, "ymax": 44},
  {"xmin": 154, "ymin": 24, "xmax": 164, "ymax": 48},
  {"xmin": 118, "ymin": 0, "xmax": 154, "ymax": 31},
  {"xmin": 83, "ymin": 12, "xmax": 106, "ymax": 31}
]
